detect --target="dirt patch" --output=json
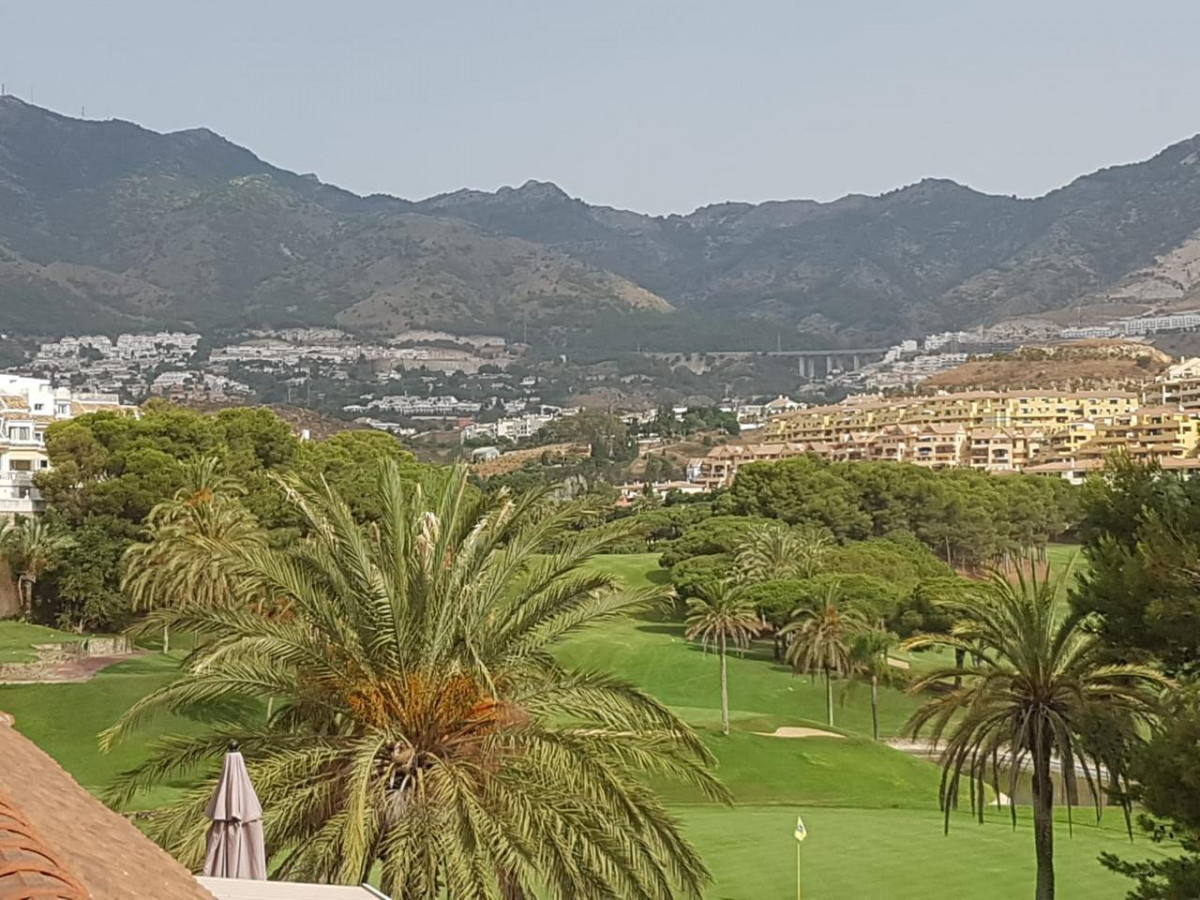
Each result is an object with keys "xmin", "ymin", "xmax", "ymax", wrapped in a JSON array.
[
  {"xmin": 921, "ymin": 340, "xmax": 1169, "ymax": 392},
  {"xmin": 471, "ymin": 443, "xmax": 590, "ymax": 477},
  {"xmin": 755, "ymin": 727, "xmax": 844, "ymax": 739},
  {"xmin": 888, "ymin": 738, "xmax": 940, "ymax": 757},
  {"xmin": 0, "ymin": 653, "xmax": 142, "ymax": 684}
]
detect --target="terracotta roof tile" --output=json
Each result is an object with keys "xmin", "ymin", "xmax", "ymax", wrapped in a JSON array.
[
  {"xmin": 0, "ymin": 799, "xmax": 88, "ymax": 899},
  {"xmin": 0, "ymin": 712, "xmax": 216, "ymax": 900}
]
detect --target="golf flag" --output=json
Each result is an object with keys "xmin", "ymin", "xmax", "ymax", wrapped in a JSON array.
[{"xmin": 794, "ymin": 816, "xmax": 808, "ymax": 843}]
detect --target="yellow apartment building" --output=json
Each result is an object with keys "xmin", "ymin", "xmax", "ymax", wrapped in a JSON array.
[
  {"xmin": 686, "ymin": 390, "xmax": 1171, "ymax": 490},
  {"xmin": 1157, "ymin": 358, "xmax": 1200, "ymax": 409},
  {"xmin": 762, "ymin": 390, "xmax": 1141, "ymax": 444}
]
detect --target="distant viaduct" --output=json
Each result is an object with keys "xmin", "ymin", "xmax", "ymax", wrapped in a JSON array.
[{"xmin": 641, "ymin": 348, "xmax": 890, "ymax": 380}]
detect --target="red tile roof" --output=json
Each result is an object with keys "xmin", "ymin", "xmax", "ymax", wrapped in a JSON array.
[
  {"xmin": 0, "ymin": 711, "xmax": 216, "ymax": 900},
  {"xmin": 0, "ymin": 799, "xmax": 88, "ymax": 899}
]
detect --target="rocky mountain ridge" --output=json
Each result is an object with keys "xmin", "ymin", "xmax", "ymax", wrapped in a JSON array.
[{"xmin": 3, "ymin": 96, "xmax": 1200, "ymax": 344}]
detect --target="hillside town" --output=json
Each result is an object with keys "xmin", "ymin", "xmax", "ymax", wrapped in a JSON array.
[
  {"xmin": 15, "ymin": 323, "xmax": 1200, "ymax": 501},
  {"xmin": 21, "ymin": 306, "xmax": 1200, "ymax": 412}
]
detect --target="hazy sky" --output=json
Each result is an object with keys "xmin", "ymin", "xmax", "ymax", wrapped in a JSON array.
[{"xmin": 4, "ymin": 1, "xmax": 1199, "ymax": 214}]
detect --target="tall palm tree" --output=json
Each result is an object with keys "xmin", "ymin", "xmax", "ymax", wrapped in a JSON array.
[
  {"xmin": 0, "ymin": 516, "xmax": 72, "ymax": 620},
  {"xmin": 847, "ymin": 622, "xmax": 899, "ymax": 742},
  {"xmin": 904, "ymin": 567, "xmax": 1166, "ymax": 900},
  {"xmin": 122, "ymin": 456, "xmax": 265, "ymax": 652},
  {"xmin": 784, "ymin": 581, "xmax": 868, "ymax": 728},
  {"xmin": 103, "ymin": 463, "xmax": 727, "ymax": 899},
  {"xmin": 735, "ymin": 522, "xmax": 831, "ymax": 582},
  {"xmin": 684, "ymin": 580, "xmax": 763, "ymax": 736}
]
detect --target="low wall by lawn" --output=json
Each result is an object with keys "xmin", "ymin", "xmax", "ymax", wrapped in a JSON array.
[{"xmin": 0, "ymin": 635, "xmax": 135, "ymax": 681}]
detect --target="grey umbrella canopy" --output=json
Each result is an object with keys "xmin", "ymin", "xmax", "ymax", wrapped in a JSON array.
[{"xmin": 202, "ymin": 743, "xmax": 267, "ymax": 880}]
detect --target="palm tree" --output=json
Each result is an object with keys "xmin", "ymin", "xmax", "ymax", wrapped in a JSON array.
[
  {"xmin": 122, "ymin": 456, "xmax": 265, "ymax": 652},
  {"xmin": 103, "ymin": 463, "xmax": 727, "ymax": 899},
  {"xmin": 0, "ymin": 516, "xmax": 72, "ymax": 620},
  {"xmin": 904, "ymin": 567, "xmax": 1166, "ymax": 900},
  {"xmin": 735, "ymin": 522, "xmax": 831, "ymax": 582},
  {"xmin": 784, "ymin": 581, "xmax": 868, "ymax": 728},
  {"xmin": 847, "ymin": 622, "xmax": 899, "ymax": 742},
  {"xmin": 684, "ymin": 580, "xmax": 763, "ymax": 736}
]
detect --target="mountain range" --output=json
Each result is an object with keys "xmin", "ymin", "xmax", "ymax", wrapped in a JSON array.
[{"xmin": 4, "ymin": 95, "xmax": 1200, "ymax": 345}]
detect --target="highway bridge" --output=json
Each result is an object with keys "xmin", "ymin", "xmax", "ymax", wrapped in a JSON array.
[{"xmin": 642, "ymin": 348, "xmax": 890, "ymax": 380}]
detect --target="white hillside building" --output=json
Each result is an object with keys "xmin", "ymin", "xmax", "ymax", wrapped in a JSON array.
[{"xmin": 0, "ymin": 376, "xmax": 137, "ymax": 516}]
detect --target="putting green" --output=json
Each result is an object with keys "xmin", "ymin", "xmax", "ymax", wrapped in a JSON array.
[{"xmin": 679, "ymin": 806, "xmax": 1171, "ymax": 900}]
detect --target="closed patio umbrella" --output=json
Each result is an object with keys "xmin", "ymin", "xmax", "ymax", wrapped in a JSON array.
[{"xmin": 202, "ymin": 742, "xmax": 267, "ymax": 880}]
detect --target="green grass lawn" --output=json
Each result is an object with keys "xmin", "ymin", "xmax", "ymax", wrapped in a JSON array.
[
  {"xmin": 0, "ymin": 651, "xmax": 204, "ymax": 808},
  {"xmin": 1046, "ymin": 542, "xmax": 1084, "ymax": 573},
  {"xmin": 0, "ymin": 548, "xmax": 1177, "ymax": 898},
  {"xmin": 0, "ymin": 620, "xmax": 87, "ymax": 663},
  {"xmin": 568, "ymin": 554, "xmax": 924, "ymax": 737},
  {"xmin": 577, "ymin": 551, "xmax": 1175, "ymax": 899},
  {"xmin": 681, "ymin": 806, "xmax": 1165, "ymax": 900}
]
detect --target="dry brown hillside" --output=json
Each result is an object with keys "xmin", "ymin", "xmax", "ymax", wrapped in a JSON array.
[
  {"xmin": 921, "ymin": 340, "xmax": 1172, "ymax": 392},
  {"xmin": 470, "ymin": 443, "xmax": 591, "ymax": 477}
]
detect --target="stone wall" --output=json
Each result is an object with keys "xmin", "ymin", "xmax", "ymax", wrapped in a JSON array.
[{"xmin": 31, "ymin": 636, "xmax": 135, "ymax": 658}]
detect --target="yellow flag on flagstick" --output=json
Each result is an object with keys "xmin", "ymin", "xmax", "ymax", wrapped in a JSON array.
[{"xmin": 794, "ymin": 816, "xmax": 807, "ymax": 843}]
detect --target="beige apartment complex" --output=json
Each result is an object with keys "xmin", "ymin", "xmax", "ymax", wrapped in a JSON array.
[
  {"xmin": 686, "ymin": 387, "xmax": 1200, "ymax": 490},
  {"xmin": 759, "ymin": 390, "xmax": 1142, "ymax": 443},
  {"xmin": 0, "ymin": 376, "xmax": 136, "ymax": 516},
  {"xmin": 1157, "ymin": 357, "xmax": 1200, "ymax": 409}
]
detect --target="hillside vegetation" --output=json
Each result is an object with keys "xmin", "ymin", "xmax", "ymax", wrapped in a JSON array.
[{"xmin": 8, "ymin": 96, "xmax": 1200, "ymax": 342}]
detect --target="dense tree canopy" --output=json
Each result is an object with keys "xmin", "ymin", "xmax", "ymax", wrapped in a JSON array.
[
  {"xmin": 730, "ymin": 456, "xmax": 1078, "ymax": 568},
  {"xmin": 658, "ymin": 515, "xmax": 775, "ymax": 569},
  {"xmin": 1076, "ymin": 458, "xmax": 1200, "ymax": 898},
  {"xmin": 1072, "ymin": 457, "xmax": 1200, "ymax": 672},
  {"xmin": 31, "ymin": 402, "xmax": 437, "ymax": 631},
  {"xmin": 660, "ymin": 513, "xmax": 964, "ymax": 639}
]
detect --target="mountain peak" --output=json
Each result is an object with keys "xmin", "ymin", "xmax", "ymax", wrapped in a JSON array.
[{"xmin": 500, "ymin": 180, "xmax": 570, "ymax": 202}]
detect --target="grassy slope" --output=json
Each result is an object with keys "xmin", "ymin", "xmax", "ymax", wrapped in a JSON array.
[
  {"xmin": 561, "ymin": 555, "xmax": 924, "ymax": 737},
  {"xmin": 0, "ymin": 651, "xmax": 201, "ymax": 807}
]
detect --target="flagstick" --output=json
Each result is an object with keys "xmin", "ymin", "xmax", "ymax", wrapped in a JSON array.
[
  {"xmin": 796, "ymin": 840, "xmax": 802, "ymax": 900},
  {"xmin": 794, "ymin": 814, "xmax": 808, "ymax": 899}
]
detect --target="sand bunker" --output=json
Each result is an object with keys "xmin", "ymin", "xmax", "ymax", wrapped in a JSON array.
[{"xmin": 754, "ymin": 727, "xmax": 844, "ymax": 739}]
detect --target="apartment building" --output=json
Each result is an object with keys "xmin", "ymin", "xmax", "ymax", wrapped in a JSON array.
[
  {"xmin": 1157, "ymin": 358, "xmax": 1200, "ymax": 409},
  {"xmin": 967, "ymin": 428, "xmax": 1048, "ymax": 472},
  {"xmin": 1067, "ymin": 406, "xmax": 1200, "ymax": 465},
  {"xmin": 0, "ymin": 377, "xmax": 135, "ymax": 516},
  {"xmin": 993, "ymin": 407, "xmax": 1200, "ymax": 484},
  {"xmin": 762, "ymin": 390, "xmax": 1141, "ymax": 444},
  {"xmin": 686, "ymin": 389, "xmax": 1174, "ymax": 490},
  {"xmin": 685, "ymin": 442, "xmax": 817, "ymax": 490},
  {"xmin": 686, "ymin": 427, "xmax": 969, "ymax": 490}
]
